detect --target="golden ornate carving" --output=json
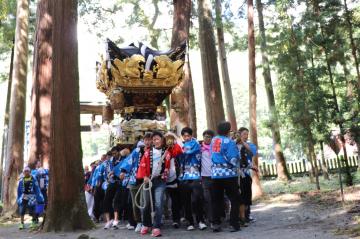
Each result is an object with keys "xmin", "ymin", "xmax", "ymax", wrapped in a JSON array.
[
  {"xmin": 96, "ymin": 60, "xmax": 110, "ymax": 94},
  {"xmin": 97, "ymin": 54, "xmax": 184, "ymax": 92},
  {"xmin": 96, "ymin": 44, "xmax": 185, "ymax": 115}
]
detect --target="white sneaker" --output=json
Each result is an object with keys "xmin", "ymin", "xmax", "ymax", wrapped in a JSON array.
[
  {"xmin": 104, "ymin": 220, "xmax": 113, "ymax": 229},
  {"xmin": 126, "ymin": 223, "xmax": 135, "ymax": 230},
  {"xmin": 199, "ymin": 222, "xmax": 207, "ymax": 230},
  {"xmin": 135, "ymin": 223, "xmax": 142, "ymax": 233},
  {"xmin": 187, "ymin": 225, "xmax": 195, "ymax": 231},
  {"xmin": 112, "ymin": 220, "xmax": 119, "ymax": 229}
]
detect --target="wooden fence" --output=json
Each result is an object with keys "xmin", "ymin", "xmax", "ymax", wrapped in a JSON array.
[{"xmin": 259, "ymin": 155, "xmax": 359, "ymax": 177}]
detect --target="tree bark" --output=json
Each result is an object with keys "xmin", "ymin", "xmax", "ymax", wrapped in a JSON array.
[
  {"xmin": 287, "ymin": 13, "xmax": 319, "ymax": 188},
  {"xmin": 343, "ymin": 0, "xmax": 360, "ymax": 88},
  {"xmin": 308, "ymin": 136, "xmax": 320, "ymax": 190},
  {"xmin": 2, "ymin": 0, "xmax": 29, "ymax": 213},
  {"xmin": 28, "ymin": 0, "xmax": 52, "ymax": 170},
  {"xmin": 43, "ymin": 0, "xmax": 93, "ymax": 231},
  {"xmin": 170, "ymin": 0, "xmax": 197, "ymax": 136},
  {"xmin": 248, "ymin": 0, "xmax": 262, "ymax": 198},
  {"xmin": 313, "ymin": 0, "xmax": 353, "ymax": 185},
  {"xmin": 0, "ymin": 41, "xmax": 14, "ymax": 196},
  {"xmin": 319, "ymin": 141, "xmax": 329, "ymax": 180},
  {"xmin": 197, "ymin": 0, "xmax": 225, "ymax": 131},
  {"xmin": 256, "ymin": 0, "xmax": 290, "ymax": 181},
  {"xmin": 215, "ymin": 0, "xmax": 237, "ymax": 131}
]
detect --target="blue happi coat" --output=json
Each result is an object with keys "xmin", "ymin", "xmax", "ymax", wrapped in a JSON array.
[
  {"xmin": 210, "ymin": 135, "xmax": 240, "ymax": 179},
  {"xmin": 17, "ymin": 175, "xmax": 44, "ymax": 207},
  {"xmin": 93, "ymin": 157, "xmax": 121, "ymax": 190},
  {"xmin": 90, "ymin": 164, "xmax": 104, "ymax": 187},
  {"xmin": 180, "ymin": 138, "xmax": 201, "ymax": 180},
  {"xmin": 238, "ymin": 142, "xmax": 257, "ymax": 177},
  {"xmin": 114, "ymin": 147, "xmax": 143, "ymax": 186},
  {"xmin": 31, "ymin": 168, "xmax": 49, "ymax": 190}
]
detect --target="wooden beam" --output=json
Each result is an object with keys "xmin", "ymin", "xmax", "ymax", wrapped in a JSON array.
[
  {"xmin": 80, "ymin": 125, "xmax": 92, "ymax": 132},
  {"xmin": 80, "ymin": 104, "xmax": 103, "ymax": 115}
]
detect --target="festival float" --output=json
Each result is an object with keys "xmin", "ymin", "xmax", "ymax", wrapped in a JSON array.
[{"xmin": 96, "ymin": 39, "xmax": 186, "ymax": 145}]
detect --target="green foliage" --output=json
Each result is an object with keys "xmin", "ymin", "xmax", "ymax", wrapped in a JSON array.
[
  {"xmin": 81, "ymin": 131, "xmax": 110, "ymax": 158},
  {"xmin": 0, "ymin": 0, "xmax": 16, "ymax": 55},
  {"xmin": 263, "ymin": 0, "xmax": 359, "ymax": 162}
]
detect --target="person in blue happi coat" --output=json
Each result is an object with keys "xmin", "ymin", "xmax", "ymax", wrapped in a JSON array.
[
  {"xmin": 180, "ymin": 127, "xmax": 207, "ymax": 231},
  {"xmin": 31, "ymin": 160, "xmax": 49, "ymax": 209},
  {"xmin": 99, "ymin": 146, "xmax": 124, "ymax": 229},
  {"xmin": 210, "ymin": 121, "xmax": 241, "ymax": 233},
  {"xmin": 17, "ymin": 166, "xmax": 44, "ymax": 230},
  {"xmin": 115, "ymin": 133, "xmax": 153, "ymax": 233},
  {"xmin": 91, "ymin": 153, "xmax": 108, "ymax": 222},
  {"xmin": 236, "ymin": 127, "xmax": 258, "ymax": 224}
]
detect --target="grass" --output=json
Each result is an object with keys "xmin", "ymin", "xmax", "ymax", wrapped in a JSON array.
[{"xmin": 262, "ymin": 171, "xmax": 360, "ymax": 195}]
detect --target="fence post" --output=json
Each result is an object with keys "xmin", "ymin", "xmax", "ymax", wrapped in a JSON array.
[
  {"xmin": 303, "ymin": 159, "xmax": 307, "ymax": 172},
  {"xmin": 262, "ymin": 162, "xmax": 267, "ymax": 176},
  {"xmin": 336, "ymin": 154, "xmax": 345, "ymax": 202}
]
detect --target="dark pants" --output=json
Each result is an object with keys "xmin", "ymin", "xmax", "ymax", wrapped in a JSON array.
[
  {"xmin": 116, "ymin": 186, "xmax": 135, "ymax": 226},
  {"xmin": 239, "ymin": 176, "xmax": 252, "ymax": 206},
  {"xmin": 129, "ymin": 184, "xmax": 141, "ymax": 223},
  {"xmin": 202, "ymin": 176, "xmax": 213, "ymax": 223},
  {"xmin": 180, "ymin": 180, "xmax": 205, "ymax": 225},
  {"xmin": 103, "ymin": 182, "xmax": 121, "ymax": 213},
  {"xmin": 93, "ymin": 185, "xmax": 105, "ymax": 220},
  {"xmin": 19, "ymin": 200, "xmax": 37, "ymax": 222},
  {"xmin": 241, "ymin": 176, "xmax": 252, "ymax": 220},
  {"xmin": 211, "ymin": 177, "xmax": 240, "ymax": 228},
  {"xmin": 166, "ymin": 187, "xmax": 181, "ymax": 223}
]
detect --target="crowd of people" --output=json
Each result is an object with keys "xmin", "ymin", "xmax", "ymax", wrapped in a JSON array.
[
  {"xmin": 84, "ymin": 121, "xmax": 258, "ymax": 236},
  {"xmin": 16, "ymin": 121, "xmax": 258, "ymax": 236}
]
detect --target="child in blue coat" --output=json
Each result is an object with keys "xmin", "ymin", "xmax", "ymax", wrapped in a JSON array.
[{"xmin": 17, "ymin": 166, "xmax": 44, "ymax": 229}]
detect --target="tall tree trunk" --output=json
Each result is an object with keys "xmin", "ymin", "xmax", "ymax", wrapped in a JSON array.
[
  {"xmin": 323, "ymin": 48, "xmax": 352, "ymax": 185},
  {"xmin": 319, "ymin": 141, "xmax": 329, "ymax": 180},
  {"xmin": 0, "ymin": 41, "xmax": 14, "ymax": 196},
  {"xmin": 43, "ymin": 0, "xmax": 93, "ymax": 231},
  {"xmin": 341, "ymin": 40, "xmax": 360, "ymax": 172},
  {"xmin": 170, "ymin": 0, "xmax": 197, "ymax": 136},
  {"xmin": 257, "ymin": 0, "xmax": 290, "ymax": 181},
  {"xmin": 306, "ymin": 151, "xmax": 315, "ymax": 183},
  {"xmin": 215, "ymin": 0, "xmax": 237, "ymax": 131},
  {"xmin": 343, "ymin": 0, "xmax": 360, "ymax": 88},
  {"xmin": 248, "ymin": 0, "xmax": 262, "ymax": 198},
  {"xmin": 197, "ymin": 0, "xmax": 225, "ymax": 131},
  {"xmin": 309, "ymin": 136, "xmax": 320, "ymax": 190},
  {"xmin": 314, "ymin": 0, "xmax": 353, "ymax": 186},
  {"xmin": 287, "ymin": 13, "xmax": 319, "ymax": 189},
  {"xmin": 2, "ymin": 0, "xmax": 29, "ymax": 213},
  {"xmin": 28, "ymin": 0, "xmax": 52, "ymax": 170}
]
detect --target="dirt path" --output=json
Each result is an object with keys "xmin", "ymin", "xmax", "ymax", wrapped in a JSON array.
[{"xmin": 0, "ymin": 187, "xmax": 359, "ymax": 239}]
